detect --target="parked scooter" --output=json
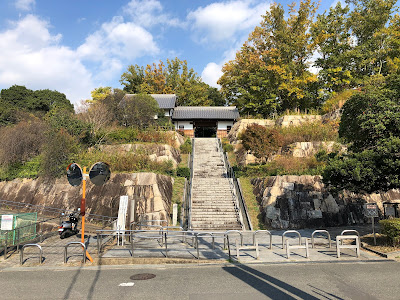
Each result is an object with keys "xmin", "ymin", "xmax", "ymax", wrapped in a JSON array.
[{"xmin": 59, "ymin": 209, "xmax": 80, "ymax": 239}]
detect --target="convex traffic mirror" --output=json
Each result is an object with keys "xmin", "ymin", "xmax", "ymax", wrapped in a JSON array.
[
  {"xmin": 66, "ymin": 163, "xmax": 83, "ymax": 186},
  {"xmin": 89, "ymin": 162, "xmax": 111, "ymax": 186},
  {"xmin": 66, "ymin": 162, "xmax": 111, "ymax": 186}
]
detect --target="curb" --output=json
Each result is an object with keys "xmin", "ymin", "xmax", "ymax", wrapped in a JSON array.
[{"xmin": 361, "ymin": 242, "xmax": 400, "ymax": 259}]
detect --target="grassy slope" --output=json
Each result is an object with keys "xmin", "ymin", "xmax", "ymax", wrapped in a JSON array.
[{"xmin": 239, "ymin": 177, "xmax": 265, "ymax": 230}]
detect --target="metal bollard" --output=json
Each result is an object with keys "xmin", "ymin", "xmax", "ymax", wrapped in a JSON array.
[
  {"xmin": 64, "ymin": 242, "xmax": 86, "ymax": 264},
  {"xmin": 20, "ymin": 244, "xmax": 42, "ymax": 265}
]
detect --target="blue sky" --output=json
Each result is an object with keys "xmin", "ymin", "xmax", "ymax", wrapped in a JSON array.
[{"xmin": 0, "ymin": 0, "xmax": 362, "ymax": 105}]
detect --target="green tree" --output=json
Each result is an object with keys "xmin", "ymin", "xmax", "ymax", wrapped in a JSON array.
[
  {"xmin": 219, "ymin": 0, "xmax": 320, "ymax": 117},
  {"xmin": 311, "ymin": 2, "xmax": 353, "ymax": 92},
  {"xmin": 323, "ymin": 74, "xmax": 400, "ymax": 194},
  {"xmin": 120, "ymin": 94, "xmax": 160, "ymax": 128},
  {"xmin": 0, "ymin": 85, "xmax": 33, "ymax": 108},
  {"xmin": 346, "ymin": 0, "xmax": 398, "ymax": 80},
  {"xmin": 120, "ymin": 58, "xmax": 219, "ymax": 106}
]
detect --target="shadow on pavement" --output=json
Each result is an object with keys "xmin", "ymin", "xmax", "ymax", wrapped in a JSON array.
[{"xmin": 223, "ymin": 263, "xmax": 320, "ymax": 299}]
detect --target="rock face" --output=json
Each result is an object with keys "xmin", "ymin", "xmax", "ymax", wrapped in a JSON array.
[
  {"xmin": 0, "ymin": 173, "xmax": 173, "ymax": 226},
  {"xmin": 281, "ymin": 142, "xmax": 346, "ymax": 158},
  {"xmin": 97, "ymin": 143, "xmax": 181, "ymax": 167},
  {"xmin": 235, "ymin": 141, "xmax": 346, "ymax": 166},
  {"xmin": 251, "ymin": 175, "xmax": 400, "ymax": 229}
]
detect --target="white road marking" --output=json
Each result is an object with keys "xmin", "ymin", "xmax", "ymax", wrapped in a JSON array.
[{"xmin": 119, "ymin": 282, "xmax": 135, "ymax": 287}]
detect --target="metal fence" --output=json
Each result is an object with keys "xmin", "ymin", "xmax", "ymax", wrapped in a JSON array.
[{"xmin": 0, "ymin": 213, "xmax": 37, "ymax": 246}]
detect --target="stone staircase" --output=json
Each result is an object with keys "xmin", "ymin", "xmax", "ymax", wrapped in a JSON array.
[{"xmin": 190, "ymin": 138, "xmax": 243, "ymax": 231}]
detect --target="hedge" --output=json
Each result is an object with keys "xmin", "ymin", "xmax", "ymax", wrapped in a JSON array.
[{"xmin": 380, "ymin": 218, "xmax": 400, "ymax": 246}]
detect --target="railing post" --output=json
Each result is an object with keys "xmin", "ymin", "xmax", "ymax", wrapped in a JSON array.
[
  {"xmin": 196, "ymin": 234, "xmax": 199, "ymax": 259},
  {"xmin": 131, "ymin": 231, "xmax": 134, "ymax": 257},
  {"xmin": 3, "ymin": 231, "xmax": 7, "ymax": 260},
  {"xmin": 17, "ymin": 228, "xmax": 20, "ymax": 253},
  {"xmin": 164, "ymin": 232, "xmax": 168, "ymax": 258}
]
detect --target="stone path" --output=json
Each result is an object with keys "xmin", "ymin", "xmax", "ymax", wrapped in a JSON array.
[{"xmin": 190, "ymin": 138, "xmax": 242, "ymax": 230}]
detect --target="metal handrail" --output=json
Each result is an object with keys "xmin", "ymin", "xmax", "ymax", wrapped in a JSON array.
[
  {"xmin": 20, "ymin": 244, "xmax": 42, "ymax": 265},
  {"xmin": 187, "ymin": 138, "xmax": 195, "ymax": 230},
  {"xmin": 217, "ymin": 139, "xmax": 252, "ymax": 230},
  {"xmin": 64, "ymin": 242, "xmax": 86, "ymax": 264}
]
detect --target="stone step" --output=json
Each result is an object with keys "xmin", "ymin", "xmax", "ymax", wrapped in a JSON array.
[{"xmin": 192, "ymin": 220, "xmax": 240, "ymax": 224}]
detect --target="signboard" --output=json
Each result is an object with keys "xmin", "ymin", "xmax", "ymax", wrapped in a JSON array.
[
  {"xmin": 117, "ymin": 196, "xmax": 129, "ymax": 231},
  {"xmin": 1, "ymin": 215, "xmax": 13, "ymax": 231},
  {"xmin": 365, "ymin": 203, "xmax": 379, "ymax": 217}
]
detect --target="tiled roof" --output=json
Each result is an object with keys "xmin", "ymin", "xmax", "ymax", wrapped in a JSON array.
[
  {"xmin": 172, "ymin": 106, "xmax": 240, "ymax": 120},
  {"xmin": 124, "ymin": 94, "xmax": 176, "ymax": 109}
]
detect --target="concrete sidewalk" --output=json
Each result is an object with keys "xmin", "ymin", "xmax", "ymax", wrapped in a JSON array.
[{"xmin": 1, "ymin": 225, "xmax": 392, "ymax": 269}]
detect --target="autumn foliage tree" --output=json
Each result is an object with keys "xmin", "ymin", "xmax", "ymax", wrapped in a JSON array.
[
  {"xmin": 120, "ymin": 58, "xmax": 222, "ymax": 106},
  {"xmin": 219, "ymin": 0, "xmax": 320, "ymax": 117},
  {"xmin": 241, "ymin": 124, "xmax": 283, "ymax": 161}
]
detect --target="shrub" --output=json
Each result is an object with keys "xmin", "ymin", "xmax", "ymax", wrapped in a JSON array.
[
  {"xmin": 241, "ymin": 124, "xmax": 283, "ymax": 160},
  {"xmin": 380, "ymin": 219, "xmax": 400, "ymax": 246},
  {"xmin": 40, "ymin": 129, "xmax": 80, "ymax": 179},
  {"xmin": 76, "ymin": 150, "xmax": 174, "ymax": 175},
  {"xmin": 180, "ymin": 138, "xmax": 192, "ymax": 154},
  {"xmin": 280, "ymin": 121, "xmax": 338, "ymax": 145},
  {"xmin": 0, "ymin": 156, "xmax": 41, "ymax": 181},
  {"xmin": 105, "ymin": 127, "xmax": 175, "ymax": 145},
  {"xmin": 176, "ymin": 167, "xmax": 190, "ymax": 179},
  {"xmin": 235, "ymin": 156, "xmax": 325, "ymax": 177},
  {"xmin": 0, "ymin": 120, "xmax": 47, "ymax": 167},
  {"xmin": 221, "ymin": 138, "xmax": 234, "ymax": 152}
]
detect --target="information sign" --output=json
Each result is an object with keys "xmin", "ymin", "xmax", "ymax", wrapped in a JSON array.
[
  {"xmin": 1, "ymin": 215, "xmax": 13, "ymax": 231},
  {"xmin": 365, "ymin": 203, "xmax": 379, "ymax": 217}
]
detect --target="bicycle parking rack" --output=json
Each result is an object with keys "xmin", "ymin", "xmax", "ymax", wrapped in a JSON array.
[
  {"xmin": 195, "ymin": 232, "xmax": 216, "ymax": 250},
  {"xmin": 286, "ymin": 239, "xmax": 309, "ymax": 259},
  {"xmin": 20, "ymin": 244, "xmax": 42, "ymax": 265},
  {"xmin": 340, "ymin": 230, "xmax": 360, "ymax": 242},
  {"xmin": 64, "ymin": 242, "xmax": 86, "ymax": 264},
  {"xmin": 253, "ymin": 230, "xmax": 272, "ymax": 249},
  {"xmin": 282, "ymin": 230, "xmax": 302, "ymax": 249},
  {"xmin": 311, "ymin": 230, "xmax": 332, "ymax": 248},
  {"xmin": 336, "ymin": 235, "xmax": 360, "ymax": 258},
  {"xmin": 224, "ymin": 230, "xmax": 243, "ymax": 250},
  {"xmin": 236, "ymin": 238, "xmax": 259, "ymax": 260}
]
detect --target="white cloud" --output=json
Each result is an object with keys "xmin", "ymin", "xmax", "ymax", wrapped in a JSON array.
[
  {"xmin": 15, "ymin": 0, "xmax": 35, "ymax": 11},
  {"xmin": 78, "ymin": 17, "xmax": 159, "ymax": 61},
  {"xmin": 201, "ymin": 62, "xmax": 223, "ymax": 88},
  {"xmin": 123, "ymin": 0, "xmax": 183, "ymax": 28},
  {"xmin": 77, "ymin": 16, "xmax": 159, "ymax": 83},
  {"xmin": 0, "ymin": 15, "xmax": 93, "ymax": 104},
  {"xmin": 188, "ymin": 0, "xmax": 270, "ymax": 44}
]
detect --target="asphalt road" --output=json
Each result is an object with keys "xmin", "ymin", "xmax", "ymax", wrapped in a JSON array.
[{"xmin": 0, "ymin": 261, "xmax": 398, "ymax": 300}]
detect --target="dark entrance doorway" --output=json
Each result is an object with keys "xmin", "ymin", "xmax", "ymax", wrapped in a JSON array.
[{"xmin": 194, "ymin": 120, "xmax": 217, "ymax": 137}]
